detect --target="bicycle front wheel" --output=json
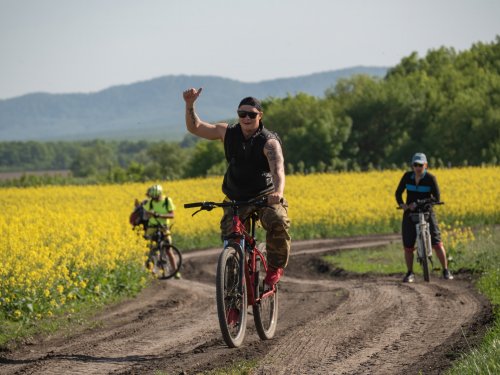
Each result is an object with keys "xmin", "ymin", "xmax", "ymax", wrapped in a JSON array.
[
  {"xmin": 216, "ymin": 246, "xmax": 247, "ymax": 348},
  {"xmin": 145, "ymin": 245, "xmax": 162, "ymax": 278},
  {"xmin": 253, "ymin": 247, "xmax": 278, "ymax": 340},
  {"xmin": 158, "ymin": 244, "xmax": 182, "ymax": 280},
  {"xmin": 418, "ymin": 233, "xmax": 431, "ymax": 282}
]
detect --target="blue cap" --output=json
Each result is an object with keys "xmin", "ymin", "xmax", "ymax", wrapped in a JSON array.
[{"xmin": 412, "ymin": 153, "xmax": 427, "ymax": 164}]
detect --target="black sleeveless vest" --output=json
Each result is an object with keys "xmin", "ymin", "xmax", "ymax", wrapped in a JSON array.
[{"xmin": 222, "ymin": 123, "xmax": 280, "ymax": 200}]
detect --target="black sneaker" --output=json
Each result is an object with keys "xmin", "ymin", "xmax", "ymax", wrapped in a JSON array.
[
  {"xmin": 403, "ymin": 271, "xmax": 415, "ymax": 283},
  {"xmin": 443, "ymin": 269, "xmax": 454, "ymax": 280}
]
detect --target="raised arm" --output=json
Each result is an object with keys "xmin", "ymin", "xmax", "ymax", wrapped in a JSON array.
[
  {"xmin": 263, "ymin": 138, "xmax": 285, "ymax": 205},
  {"xmin": 183, "ymin": 88, "xmax": 227, "ymax": 141}
]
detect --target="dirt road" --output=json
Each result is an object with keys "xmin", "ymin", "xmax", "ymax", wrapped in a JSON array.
[{"xmin": 0, "ymin": 234, "xmax": 491, "ymax": 374}]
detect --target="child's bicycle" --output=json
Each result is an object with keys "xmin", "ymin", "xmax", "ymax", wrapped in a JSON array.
[
  {"xmin": 399, "ymin": 198, "xmax": 444, "ymax": 282},
  {"xmin": 184, "ymin": 196, "xmax": 279, "ymax": 348},
  {"xmin": 144, "ymin": 224, "xmax": 182, "ymax": 280}
]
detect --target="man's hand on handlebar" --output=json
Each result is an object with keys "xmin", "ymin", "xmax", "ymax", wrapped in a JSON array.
[
  {"xmin": 399, "ymin": 202, "xmax": 417, "ymax": 211},
  {"xmin": 146, "ymin": 210, "xmax": 161, "ymax": 218},
  {"xmin": 267, "ymin": 192, "xmax": 282, "ymax": 205}
]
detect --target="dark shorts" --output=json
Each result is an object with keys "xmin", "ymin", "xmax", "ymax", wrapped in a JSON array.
[{"xmin": 402, "ymin": 211, "xmax": 442, "ymax": 248}]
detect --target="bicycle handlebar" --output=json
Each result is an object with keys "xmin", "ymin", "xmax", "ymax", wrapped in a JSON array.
[
  {"xmin": 184, "ymin": 202, "xmax": 206, "ymax": 209},
  {"xmin": 396, "ymin": 198, "xmax": 444, "ymax": 210},
  {"xmin": 416, "ymin": 198, "xmax": 444, "ymax": 206},
  {"xmin": 184, "ymin": 196, "xmax": 273, "ymax": 215}
]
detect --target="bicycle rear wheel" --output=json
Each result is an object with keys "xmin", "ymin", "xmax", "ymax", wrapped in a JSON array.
[
  {"xmin": 158, "ymin": 244, "xmax": 182, "ymax": 279},
  {"xmin": 253, "ymin": 246, "xmax": 278, "ymax": 340},
  {"xmin": 216, "ymin": 246, "xmax": 247, "ymax": 348}
]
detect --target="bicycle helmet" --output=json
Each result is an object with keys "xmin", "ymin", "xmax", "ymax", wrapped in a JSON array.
[{"xmin": 148, "ymin": 184, "xmax": 163, "ymax": 199}]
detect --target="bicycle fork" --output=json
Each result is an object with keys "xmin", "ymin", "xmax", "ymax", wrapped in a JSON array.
[
  {"xmin": 416, "ymin": 218, "xmax": 433, "ymax": 263},
  {"xmin": 223, "ymin": 238, "xmax": 247, "ymax": 302}
]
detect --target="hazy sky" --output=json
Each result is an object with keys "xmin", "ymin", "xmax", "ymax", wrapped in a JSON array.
[{"xmin": 1, "ymin": 0, "xmax": 499, "ymax": 99}]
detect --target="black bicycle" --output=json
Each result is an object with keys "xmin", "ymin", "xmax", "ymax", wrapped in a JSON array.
[{"xmin": 144, "ymin": 225, "xmax": 182, "ymax": 279}]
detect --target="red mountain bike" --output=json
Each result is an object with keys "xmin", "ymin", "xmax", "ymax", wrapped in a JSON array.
[{"xmin": 184, "ymin": 196, "xmax": 279, "ymax": 348}]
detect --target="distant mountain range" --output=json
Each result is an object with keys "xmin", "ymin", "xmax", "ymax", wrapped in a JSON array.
[{"xmin": 0, "ymin": 66, "xmax": 387, "ymax": 141}]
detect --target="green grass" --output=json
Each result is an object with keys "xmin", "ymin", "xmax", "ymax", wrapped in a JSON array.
[
  {"xmin": 151, "ymin": 360, "xmax": 257, "ymax": 375},
  {"xmin": 446, "ymin": 320, "xmax": 500, "ymax": 375},
  {"xmin": 203, "ymin": 359, "xmax": 258, "ymax": 375},
  {"xmin": 323, "ymin": 243, "xmax": 404, "ymax": 275},
  {"xmin": 445, "ymin": 227, "xmax": 500, "ymax": 375},
  {"xmin": 0, "ymin": 296, "xmax": 108, "ymax": 349},
  {"xmin": 451, "ymin": 227, "xmax": 500, "ymax": 306},
  {"xmin": 0, "ymin": 262, "xmax": 150, "ymax": 349}
]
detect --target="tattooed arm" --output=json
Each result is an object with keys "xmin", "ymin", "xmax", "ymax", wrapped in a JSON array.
[
  {"xmin": 264, "ymin": 138, "xmax": 285, "ymax": 204},
  {"xmin": 183, "ymin": 88, "xmax": 227, "ymax": 141}
]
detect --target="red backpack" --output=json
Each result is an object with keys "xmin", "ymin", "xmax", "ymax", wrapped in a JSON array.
[{"xmin": 129, "ymin": 201, "xmax": 148, "ymax": 228}]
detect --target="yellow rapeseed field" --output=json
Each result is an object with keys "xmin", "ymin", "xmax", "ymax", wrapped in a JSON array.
[{"xmin": 0, "ymin": 167, "xmax": 498, "ymax": 320}]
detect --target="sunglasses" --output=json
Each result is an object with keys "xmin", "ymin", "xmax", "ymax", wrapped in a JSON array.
[
  {"xmin": 413, "ymin": 163, "xmax": 424, "ymax": 167},
  {"xmin": 237, "ymin": 110, "xmax": 260, "ymax": 119}
]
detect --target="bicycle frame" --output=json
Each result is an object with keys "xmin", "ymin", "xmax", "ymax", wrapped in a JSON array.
[
  {"xmin": 223, "ymin": 206, "xmax": 273, "ymax": 306},
  {"xmin": 146, "ymin": 226, "xmax": 170, "ymax": 249}
]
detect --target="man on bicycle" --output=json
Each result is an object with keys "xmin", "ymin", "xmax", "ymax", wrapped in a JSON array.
[
  {"xmin": 144, "ymin": 184, "xmax": 181, "ymax": 279},
  {"xmin": 182, "ymin": 88, "xmax": 290, "ymax": 288},
  {"xmin": 395, "ymin": 153, "xmax": 453, "ymax": 282}
]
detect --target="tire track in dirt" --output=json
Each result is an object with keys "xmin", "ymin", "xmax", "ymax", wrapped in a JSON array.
[
  {"xmin": 0, "ymin": 280, "xmax": 218, "ymax": 375},
  {"xmin": 255, "ymin": 277, "xmax": 482, "ymax": 374},
  {"xmin": 0, "ymin": 233, "xmax": 491, "ymax": 375}
]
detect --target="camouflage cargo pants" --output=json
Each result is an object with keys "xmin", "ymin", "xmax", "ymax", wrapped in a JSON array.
[{"xmin": 220, "ymin": 198, "xmax": 291, "ymax": 268}]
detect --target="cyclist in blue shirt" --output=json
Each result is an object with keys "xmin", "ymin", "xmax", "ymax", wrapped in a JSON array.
[{"xmin": 395, "ymin": 153, "xmax": 453, "ymax": 282}]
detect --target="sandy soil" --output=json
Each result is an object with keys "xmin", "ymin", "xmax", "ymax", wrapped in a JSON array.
[{"xmin": 0, "ymin": 234, "xmax": 492, "ymax": 375}]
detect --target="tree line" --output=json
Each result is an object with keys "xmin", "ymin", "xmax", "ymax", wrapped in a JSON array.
[
  {"xmin": 264, "ymin": 36, "xmax": 499, "ymax": 172},
  {"xmin": 1, "ymin": 37, "xmax": 498, "ymax": 187}
]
